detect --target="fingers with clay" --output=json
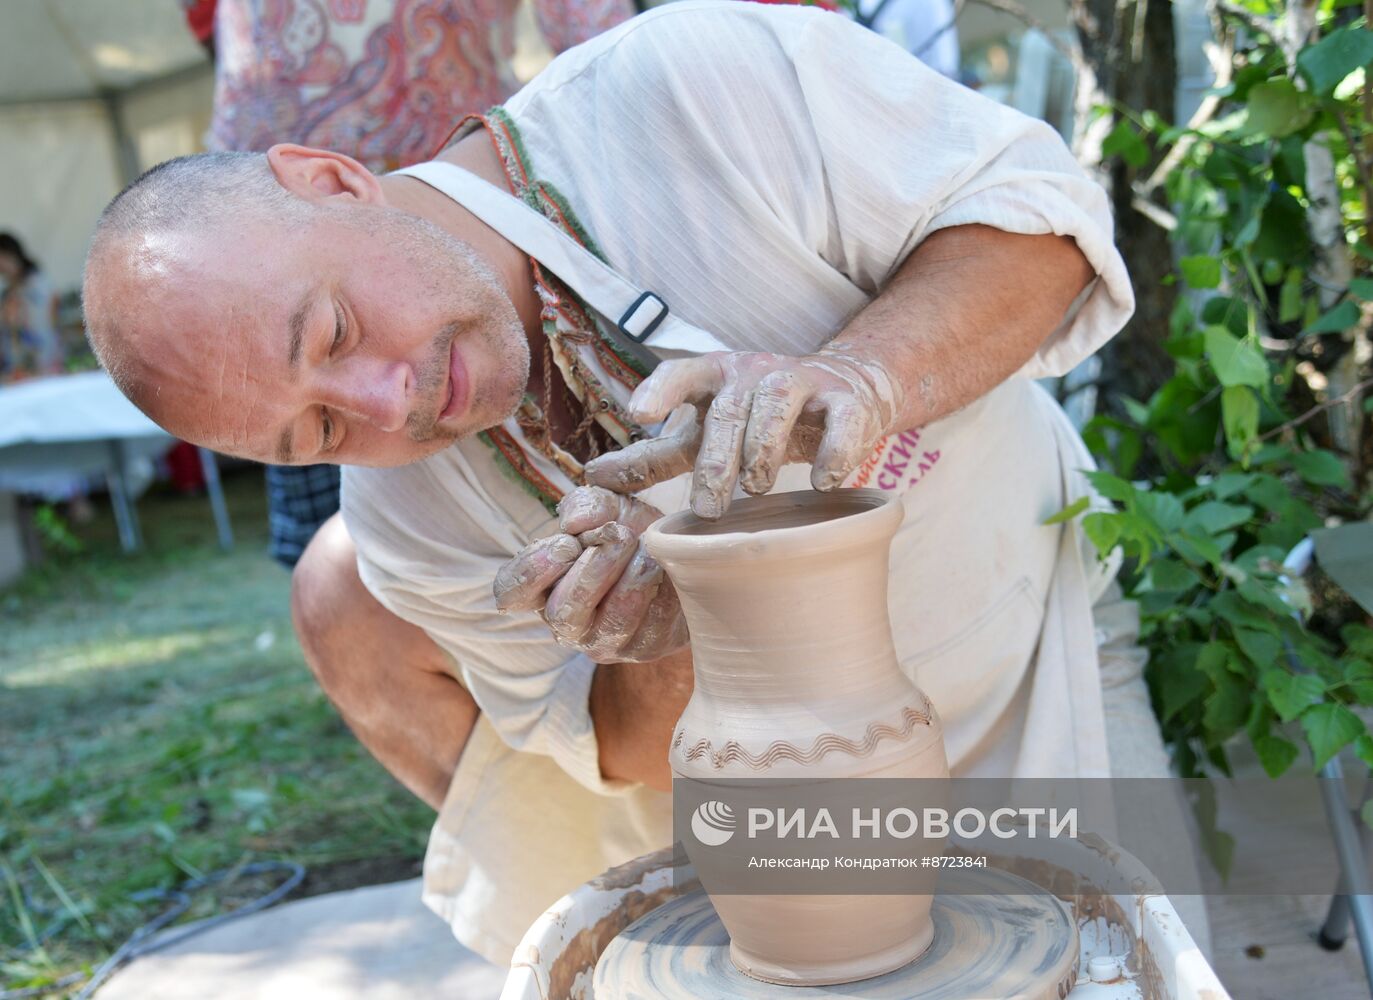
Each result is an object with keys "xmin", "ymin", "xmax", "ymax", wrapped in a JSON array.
[
  {"xmin": 601, "ymin": 348, "xmax": 903, "ymax": 520},
  {"xmin": 544, "ymin": 522, "xmax": 639, "ymax": 642},
  {"xmin": 493, "ymin": 486, "xmax": 686, "ymax": 662},
  {"xmin": 578, "ymin": 543, "xmax": 681, "ymax": 663},
  {"xmin": 544, "ymin": 523, "xmax": 690, "ymax": 663},
  {"xmin": 557, "ymin": 485, "xmax": 663, "ymax": 536},
  {"xmin": 493, "ymin": 533, "xmax": 583, "ymax": 612},
  {"xmin": 582, "ymin": 403, "xmax": 701, "ymax": 494}
]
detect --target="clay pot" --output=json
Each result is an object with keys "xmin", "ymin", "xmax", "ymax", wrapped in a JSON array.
[{"xmin": 643, "ymin": 489, "xmax": 950, "ymax": 986}]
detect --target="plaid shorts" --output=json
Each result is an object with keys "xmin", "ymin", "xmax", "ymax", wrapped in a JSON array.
[{"xmin": 264, "ymin": 463, "xmax": 341, "ymax": 568}]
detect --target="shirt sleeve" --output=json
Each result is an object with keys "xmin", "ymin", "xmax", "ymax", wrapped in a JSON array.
[
  {"xmin": 592, "ymin": 3, "xmax": 1134, "ymax": 378},
  {"xmin": 786, "ymin": 11, "xmax": 1134, "ymax": 378},
  {"xmin": 340, "ymin": 459, "xmax": 633, "ymax": 797}
]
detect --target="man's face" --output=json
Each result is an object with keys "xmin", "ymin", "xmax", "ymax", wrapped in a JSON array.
[{"xmin": 115, "ymin": 201, "xmax": 529, "ymax": 467}]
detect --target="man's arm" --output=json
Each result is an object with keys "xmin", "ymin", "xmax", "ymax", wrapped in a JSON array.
[
  {"xmin": 584, "ymin": 223, "xmax": 1095, "ymax": 516},
  {"xmin": 583, "ymin": 223, "xmax": 1093, "ymax": 787},
  {"xmin": 829, "ymin": 223, "xmax": 1094, "ymax": 432},
  {"xmin": 591, "ymin": 646, "xmax": 694, "ymax": 789}
]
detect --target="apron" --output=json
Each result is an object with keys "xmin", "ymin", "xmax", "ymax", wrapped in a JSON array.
[
  {"xmin": 393, "ymin": 152, "xmax": 1117, "ymax": 783},
  {"xmin": 382, "ymin": 144, "xmax": 1121, "ymax": 967}
]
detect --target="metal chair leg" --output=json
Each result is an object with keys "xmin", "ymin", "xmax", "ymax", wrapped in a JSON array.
[
  {"xmin": 105, "ymin": 438, "xmax": 142, "ymax": 552},
  {"xmin": 1317, "ymin": 755, "xmax": 1373, "ymax": 989},
  {"xmin": 197, "ymin": 447, "xmax": 234, "ymax": 550},
  {"xmin": 1283, "ymin": 540, "xmax": 1373, "ymax": 990},
  {"xmin": 1321, "ymin": 893, "xmax": 1351, "ymax": 951}
]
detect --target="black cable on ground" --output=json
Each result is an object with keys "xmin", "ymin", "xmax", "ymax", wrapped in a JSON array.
[{"xmin": 0, "ymin": 860, "xmax": 305, "ymax": 1000}]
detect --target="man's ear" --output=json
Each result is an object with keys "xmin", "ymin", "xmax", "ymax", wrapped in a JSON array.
[{"xmin": 266, "ymin": 145, "xmax": 385, "ymax": 206}]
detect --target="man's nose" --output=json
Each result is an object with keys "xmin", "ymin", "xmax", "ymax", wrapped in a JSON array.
[{"xmin": 327, "ymin": 361, "xmax": 411, "ymax": 433}]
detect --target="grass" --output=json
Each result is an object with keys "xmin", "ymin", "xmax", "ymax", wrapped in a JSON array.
[{"xmin": 0, "ymin": 469, "xmax": 433, "ymax": 997}]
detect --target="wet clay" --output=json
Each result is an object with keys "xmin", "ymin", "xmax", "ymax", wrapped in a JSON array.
[
  {"xmin": 592, "ymin": 867, "xmax": 1080, "ymax": 999},
  {"xmin": 643, "ymin": 490, "xmax": 950, "ymax": 986},
  {"xmin": 665, "ymin": 490, "xmax": 888, "ymax": 537}
]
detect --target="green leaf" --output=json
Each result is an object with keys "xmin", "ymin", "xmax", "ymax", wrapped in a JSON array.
[
  {"xmin": 1222, "ymin": 386, "xmax": 1261, "ymax": 457},
  {"xmin": 1356, "ymin": 734, "xmax": 1373, "ymax": 770},
  {"xmin": 1134, "ymin": 490, "xmax": 1186, "ymax": 532},
  {"xmin": 1171, "ymin": 531, "xmax": 1225, "ymax": 566},
  {"xmin": 1192, "ymin": 778, "xmax": 1236, "ymax": 876},
  {"xmin": 1084, "ymin": 470, "xmax": 1134, "ymax": 503},
  {"xmin": 1342, "ymin": 624, "xmax": 1373, "ymax": 658},
  {"xmin": 1185, "ymin": 501, "xmax": 1253, "ymax": 533},
  {"xmin": 1234, "ymin": 627, "xmax": 1282, "ymax": 670},
  {"xmin": 1121, "ymin": 396, "xmax": 1151, "ymax": 426},
  {"xmin": 1158, "ymin": 645, "xmax": 1211, "ymax": 721},
  {"xmin": 1307, "ymin": 299, "xmax": 1360, "ymax": 334},
  {"xmin": 1349, "ymin": 277, "xmax": 1373, "ymax": 300},
  {"xmin": 1180, "ymin": 255, "xmax": 1222, "ymax": 289},
  {"xmin": 1043, "ymin": 496, "xmax": 1090, "ymax": 525},
  {"xmin": 1244, "ymin": 474, "xmax": 1292, "ymax": 512},
  {"xmin": 1297, "ymin": 26, "xmax": 1373, "ymax": 96},
  {"xmin": 1144, "ymin": 558, "xmax": 1202, "ymax": 594},
  {"xmin": 1204, "ymin": 674, "xmax": 1251, "ymax": 742},
  {"xmin": 1263, "ymin": 671, "xmax": 1327, "ymax": 722},
  {"xmin": 1291, "ymin": 449, "xmax": 1351, "ymax": 488},
  {"xmin": 1197, "ymin": 641, "xmax": 1234, "ymax": 683},
  {"xmin": 1344, "ymin": 660, "xmax": 1373, "ymax": 702},
  {"xmin": 1235, "ymin": 544, "xmax": 1287, "ymax": 575},
  {"xmin": 1102, "ymin": 118, "xmax": 1150, "ymax": 168},
  {"xmin": 1253, "ymin": 733, "xmax": 1300, "ymax": 777},
  {"xmin": 1279, "ymin": 269, "xmax": 1305, "ymax": 322},
  {"xmin": 1082, "ymin": 512, "xmax": 1122, "ymax": 554},
  {"xmin": 1238, "ymin": 578, "xmax": 1301, "ymax": 618},
  {"xmin": 1204, "ymin": 327, "xmax": 1269, "ymax": 387},
  {"xmin": 1254, "ymin": 189, "xmax": 1309, "ymax": 266},
  {"xmin": 1244, "ymin": 79, "xmax": 1313, "ymax": 137},
  {"xmin": 1210, "ymin": 471, "xmax": 1257, "ymax": 499},
  {"xmin": 1300, "ymin": 702, "xmax": 1365, "ymax": 768},
  {"xmin": 1213, "ymin": 591, "xmax": 1272, "ymax": 630}
]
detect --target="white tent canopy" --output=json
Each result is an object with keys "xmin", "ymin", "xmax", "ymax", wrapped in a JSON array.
[{"xmin": 0, "ymin": 0, "xmax": 213, "ymax": 292}]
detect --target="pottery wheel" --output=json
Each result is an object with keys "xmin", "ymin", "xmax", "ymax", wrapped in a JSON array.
[{"xmin": 592, "ymin": 867, "xmax": 1078, "ymax": 999}]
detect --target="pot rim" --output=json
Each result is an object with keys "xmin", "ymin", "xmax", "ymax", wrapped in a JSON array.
[{"xmin": 643, "ymin": 488, "xmax": 901, "ymax": 562}]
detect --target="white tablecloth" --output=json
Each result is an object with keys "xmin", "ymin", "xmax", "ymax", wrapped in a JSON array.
[{"xmin": 0, "ymin": 371, "xmax": 171, "ymax": 481}]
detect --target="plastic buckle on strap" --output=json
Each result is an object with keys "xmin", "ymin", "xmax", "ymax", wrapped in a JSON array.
[{"xmin": 618, "ymin": 292, "xmax": 669, "ymax": 344}]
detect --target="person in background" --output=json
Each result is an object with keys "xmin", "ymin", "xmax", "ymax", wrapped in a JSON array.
[
  {"xmin": 0, "ymin": 232, "xmax": 63, "ymax": 380},
  {"xmin": 185, "ymin": 0, "xmax": 633, "ymax": 567},
  {"xmin": 852, "ymin": 0, "xmax": 959, "ymax": 77}
]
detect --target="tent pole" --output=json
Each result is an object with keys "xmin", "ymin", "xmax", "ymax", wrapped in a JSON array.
[{"xmin": 102, "ymin": 90, "xmax": 141, "ymax": 187}]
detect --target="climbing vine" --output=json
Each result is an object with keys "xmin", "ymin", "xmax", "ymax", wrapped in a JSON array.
[{"xmin": 1079, "ymin": 0, "xmax": 1373, "ymax": 783}]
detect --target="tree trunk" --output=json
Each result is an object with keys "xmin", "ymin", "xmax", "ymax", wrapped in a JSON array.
[{"xmin": 1072, "ymin": 0, "xmax": 1179, "ymax": 407}]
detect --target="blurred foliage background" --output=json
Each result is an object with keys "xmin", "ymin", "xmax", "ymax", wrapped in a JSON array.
[{"xmin": 1069, "ymin": 0, "xmax": 1373, "ymax": 801}]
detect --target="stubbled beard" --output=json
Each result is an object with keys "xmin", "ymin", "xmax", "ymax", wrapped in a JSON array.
[
  {"xmin": 404, "ymin": 320, "xmax": 462, "ymax": 443},
  {"xmin": 369, "ymin": 208, "xmax": 531, "ymax": 446}
]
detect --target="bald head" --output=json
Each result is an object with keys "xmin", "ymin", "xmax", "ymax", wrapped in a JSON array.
[
  {"xmin": 83, "ymin": 151, "xmax": 311, "ymax": 411},
  {"xmin": 77, "ymin": 144, "xmax": 531, "ymax": 467}
]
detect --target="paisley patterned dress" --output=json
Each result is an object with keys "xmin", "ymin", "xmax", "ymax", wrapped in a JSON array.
[{"xmin": 208, "ymin": 0, "xmax": 633, "ymax": 170}]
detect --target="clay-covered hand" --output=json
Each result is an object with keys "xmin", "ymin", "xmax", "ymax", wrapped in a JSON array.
[
  {"xmin": 584, "ymin": 346, "xmax": 901, "ymax": 519},
  {"xmin": 492, "ymin": 486, "xmax": 689, "ymax": 664}
]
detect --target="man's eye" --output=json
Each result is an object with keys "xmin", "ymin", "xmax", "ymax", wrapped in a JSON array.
[{"xmin": 331, "ymin": 305, "xmax": 346, "ymax": 351}]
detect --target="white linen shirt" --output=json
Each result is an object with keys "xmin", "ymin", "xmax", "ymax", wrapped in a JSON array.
[{"xmin": 341, "ymin": 0, "xmax": 1134, "ymax": 964}]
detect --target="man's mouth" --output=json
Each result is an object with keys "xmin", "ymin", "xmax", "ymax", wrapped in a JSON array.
[{"xmin": 439, "ymin": 337, "xmax": 468, "ymax": 423}]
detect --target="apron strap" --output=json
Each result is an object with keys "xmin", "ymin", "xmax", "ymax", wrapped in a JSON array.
[{"xmin": 392, "ymin": 161, "xmax": 731, "ymax": 367}]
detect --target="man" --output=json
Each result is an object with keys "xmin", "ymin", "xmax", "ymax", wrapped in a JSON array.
[
  {"xmin": 83, "ymin": 1, "xmax": 1148, "ymax": 963},
  {"xmin": 191, "ymin": 0, "xmax": 633, "ymax": 567}
]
